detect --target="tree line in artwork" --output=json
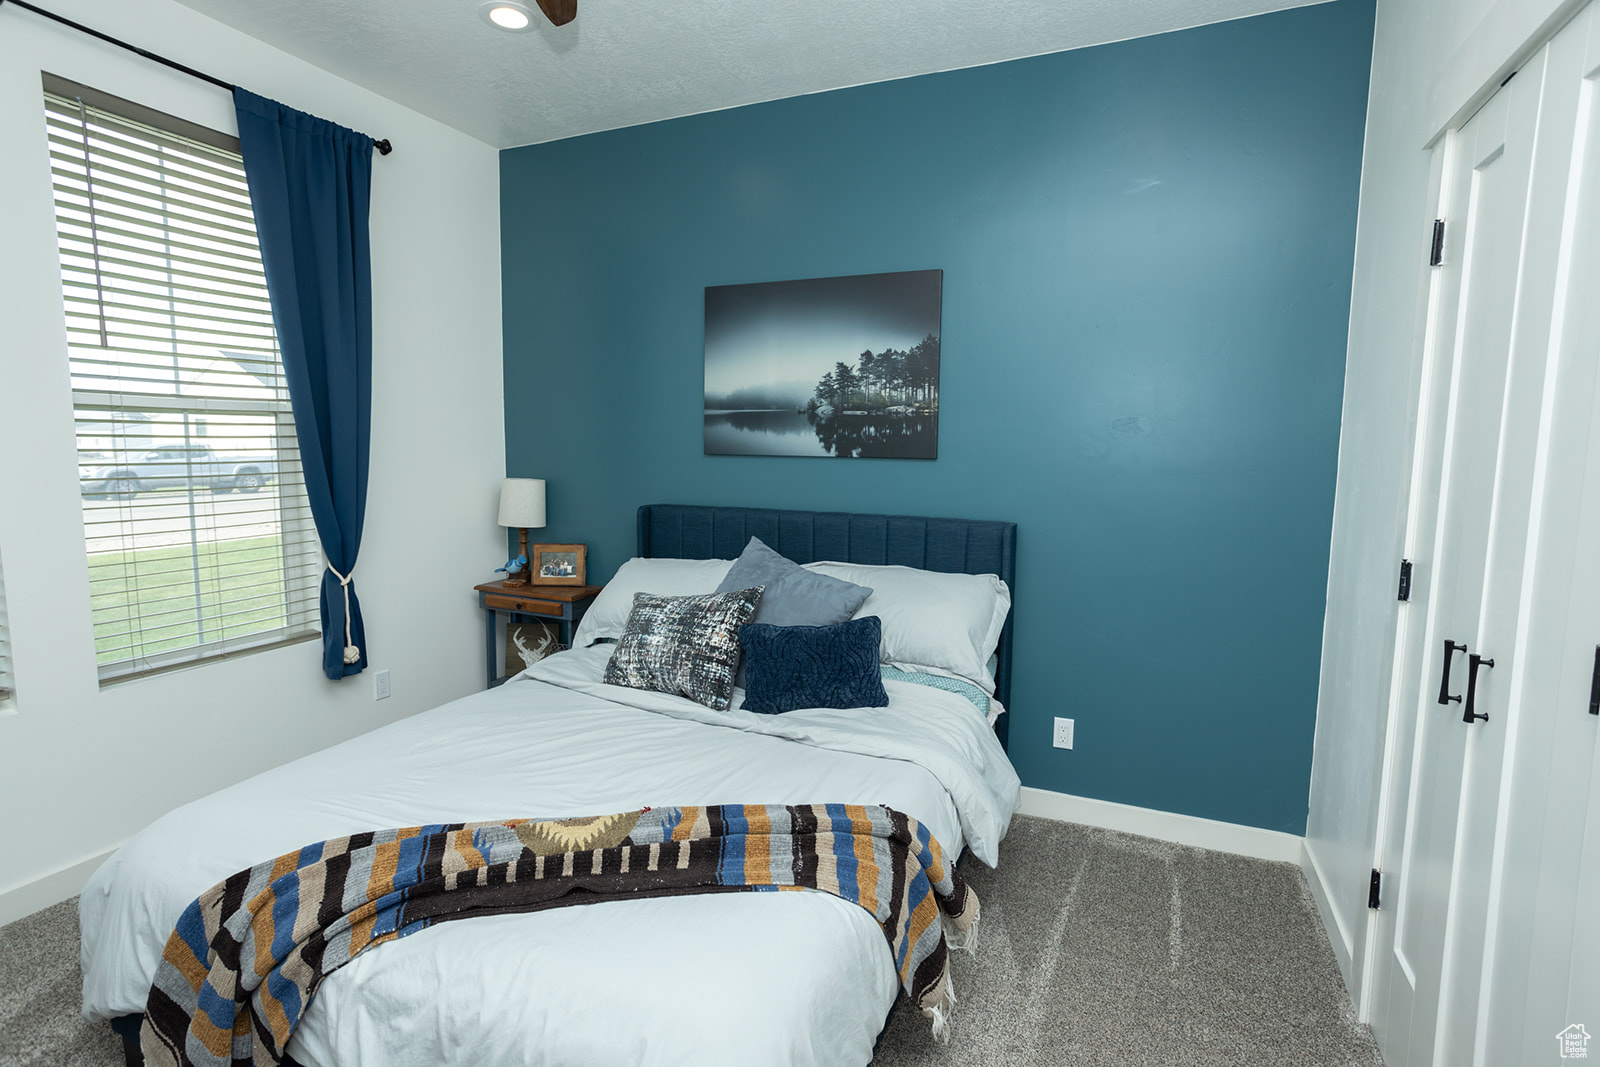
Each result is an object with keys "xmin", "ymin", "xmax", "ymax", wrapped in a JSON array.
[{"xmin": 806, "ymin": 334, "xmax": 940, "ymax": 414}]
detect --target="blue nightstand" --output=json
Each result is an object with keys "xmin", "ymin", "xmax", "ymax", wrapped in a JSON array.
[{"xmin": 475, "ymin": 580, "xmax": 601, "ymax": 686}]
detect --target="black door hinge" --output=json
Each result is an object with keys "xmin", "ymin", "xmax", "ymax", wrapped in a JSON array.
[
  {"xmin": 1368, "ymin": 868, "xmax": 1382, "ymax": 910},
  {"xmin": 1430, "ymin": 220, "xmax": 1446, "ymax": 266},
  {"xmin": 1398, "ymin": 559, "xmax": 1413, "ymax": 601}
]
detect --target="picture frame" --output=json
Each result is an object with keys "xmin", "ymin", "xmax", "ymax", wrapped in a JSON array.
[
  {"xmin": 530, "ymin": 543, "xmax": 587, "ymax": 585},
  {"xmin": 704, "ymin": 269, "xmax": 942, "ymax": 459},
  {"xmin": 505, "ymin": 620, "xmax": 563, "ymax": 674}
]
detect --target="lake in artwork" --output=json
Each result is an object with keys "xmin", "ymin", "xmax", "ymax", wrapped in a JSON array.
[{"xmin": 703, "ymin": 269, "xmax": 942, "ymax": 459}]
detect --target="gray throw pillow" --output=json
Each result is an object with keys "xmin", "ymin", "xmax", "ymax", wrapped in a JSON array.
[
  {"xmin": 715, "ymin": 537, "xmax": 873, "ymax": 627},
  {"xmin": 603, "ymin": 588, "xmax": 764, "ymax": 710}
]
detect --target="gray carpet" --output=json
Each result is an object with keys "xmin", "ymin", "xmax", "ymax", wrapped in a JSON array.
[
  {"xmin": 0, "ymin": 899, "xmax": 123, "ymax": 1066},
  {"xmin": 873, "ymin": 816, "xmax": 1383, "ymax": 1066},
  {"xmin": 0, "ymin": 815, "xmax": 1383, "ymax": 1066}
]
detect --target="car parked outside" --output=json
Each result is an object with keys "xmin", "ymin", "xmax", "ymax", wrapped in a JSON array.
[{"xmin": 82, "ymin": 444, "xmax": 278, "ymax": 498}]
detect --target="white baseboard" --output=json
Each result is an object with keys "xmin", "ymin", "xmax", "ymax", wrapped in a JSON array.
[
  {"xmin": 0, "ymin": 848, "xmax": 116, "ymax": 928},
  {"xmin": 1017, "ymin": 786, "xmax": 1306, "ymax": 864}
]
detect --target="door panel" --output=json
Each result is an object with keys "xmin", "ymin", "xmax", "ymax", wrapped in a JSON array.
[
  {"xmin": 1370, "ymin": 6, "xmax": 1600, "ymax": 1066},
  {"xmin": 1370, "ymin": 55, "xmax": 1544, "ymax": 1067},
  {"xmin": 1473, "ymin": 9, "xmax": 1600, "ymax": 1061},
  {"xmin": 1435, "ymin": 32, "xmax": 1583, "ymax": 1064}
]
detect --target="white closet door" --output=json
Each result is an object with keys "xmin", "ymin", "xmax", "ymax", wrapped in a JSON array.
[
  {"xmin": 1569, "ymin": 745, "xmax": 1600, "ymax": 1047},
  {"xmin": 1368, "ymin": 53, "xmax": 1546, "ymax": 1067},
  {"xmin": 1472, "ymin": 7, "xmax": 1600, "ymax": 1062},
  {"xmin": 1367, "ymin": 5, "xmax": 1600, "ymax": 1065}
]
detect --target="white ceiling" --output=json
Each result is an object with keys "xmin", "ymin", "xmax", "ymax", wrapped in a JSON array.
[{"xmin": 173, "ymin": 0, "xmax": 1325, "ymax": 149}]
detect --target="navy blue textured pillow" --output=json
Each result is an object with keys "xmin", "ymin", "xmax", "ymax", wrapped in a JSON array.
[{"xmin": 739, "ymin": 617, "xmax": 890, "ymax": 715}]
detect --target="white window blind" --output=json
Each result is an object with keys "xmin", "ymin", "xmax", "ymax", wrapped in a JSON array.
[
  {"xmin": 45, "ymin": 75, "xmax": 321, "ymax": 683},
  {"xmin": 0, "ymin": 559, "xmax": 13, "ymax": 701}
]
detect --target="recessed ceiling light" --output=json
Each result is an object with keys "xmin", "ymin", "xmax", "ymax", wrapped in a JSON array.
[{"xmin": 480, "ymin": 1, "xmax": 534, "ymax": 31}]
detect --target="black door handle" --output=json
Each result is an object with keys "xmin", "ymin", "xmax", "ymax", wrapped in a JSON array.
[
  {"xmin": 1438, "ymin": 640, "xmax": 1467, "ymax": 705},
  {"xmin": 1589, "ymin": 646, "xmax": 1599, "ymax": 716},
  {"xmin": 1463, "ymin": 653, "xmax": 1494, "ymax": 723}
]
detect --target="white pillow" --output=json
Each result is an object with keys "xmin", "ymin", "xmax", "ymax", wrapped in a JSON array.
[
  {"xmin": 803, "ymin": 561, "xmax": 1011, "ymax": 694},
  {"xmin": 572, "ymin": 557, "xmax": 734, "ymax": 647}
]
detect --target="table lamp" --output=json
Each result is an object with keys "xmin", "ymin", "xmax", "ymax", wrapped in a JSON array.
[{"xmin": 498, "ymin": 477, "xmax": 546, "ymax": 586}]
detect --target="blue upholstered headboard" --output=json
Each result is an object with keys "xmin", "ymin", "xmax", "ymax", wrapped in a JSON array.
[{"xmin": 636, "ymin": 504, "xmax": 1017, "ymax": 748}]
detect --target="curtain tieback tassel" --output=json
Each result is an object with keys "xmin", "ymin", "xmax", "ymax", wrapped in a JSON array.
[{"xmin": 328, "ymin": 564, "xmax": 361, "ymax": 664}]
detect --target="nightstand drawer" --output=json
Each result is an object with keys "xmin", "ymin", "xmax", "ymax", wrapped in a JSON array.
[{"xmin": 484, "ymin": 593, "xmax": 563, "ymax": 616}]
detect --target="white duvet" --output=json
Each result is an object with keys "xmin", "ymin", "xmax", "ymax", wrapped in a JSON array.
[{"xmin": 79, "ymin": 646, "xmax": 1020, "ymax": 1067}]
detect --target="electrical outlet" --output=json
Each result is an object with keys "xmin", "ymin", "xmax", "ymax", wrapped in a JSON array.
[
  {"xmin": 374, "ymin": 669, "xmax": 391, "ymax": 700},
  {"xmin": 1053, "ymin": 717, "xmax": 1074, "ymax": 749}
]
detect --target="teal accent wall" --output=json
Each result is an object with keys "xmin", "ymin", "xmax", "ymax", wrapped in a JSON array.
[{"xmin": 500, "ymin": 0, "xmax": 1374, "ymax": 835}]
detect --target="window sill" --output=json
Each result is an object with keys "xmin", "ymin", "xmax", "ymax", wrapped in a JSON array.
[{"xmin": 98, "ymin": 630, "xmax": 321, "ymax": 688}]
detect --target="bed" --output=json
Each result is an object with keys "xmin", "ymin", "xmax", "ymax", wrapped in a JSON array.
[{"xmin": 79, "ymin": 504, "xmax": 1021, "ymax": 1067}]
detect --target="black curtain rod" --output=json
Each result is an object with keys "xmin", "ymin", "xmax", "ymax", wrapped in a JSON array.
[{"xmin": 1, "ymin": 0, "xmax": 393, "ymax": 155}]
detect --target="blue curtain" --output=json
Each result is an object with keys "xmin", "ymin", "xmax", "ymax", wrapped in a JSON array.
[{"xmin": 234, "ymin": 89, "xmax": 374, "ymax": 680}]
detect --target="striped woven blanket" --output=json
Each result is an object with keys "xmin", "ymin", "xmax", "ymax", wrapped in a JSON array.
[{"xmin": 141, "ymin": 803, "xmax": 978, "ymax": 1067}]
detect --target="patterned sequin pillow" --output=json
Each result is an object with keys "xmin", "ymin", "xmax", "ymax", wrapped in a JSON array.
[{"xmin": 602, "ymin": 587, "xmax": 764, "ymax": 709}]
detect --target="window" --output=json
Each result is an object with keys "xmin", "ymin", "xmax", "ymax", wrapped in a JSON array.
[{"xmin": 45, "ymin": 75, "xmax": 320, "ymax": 683}]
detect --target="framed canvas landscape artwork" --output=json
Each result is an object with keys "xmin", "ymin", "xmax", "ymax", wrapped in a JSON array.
[{"xmin": 704, "ymin": 269, "xmax": 941, "ymax": 459}]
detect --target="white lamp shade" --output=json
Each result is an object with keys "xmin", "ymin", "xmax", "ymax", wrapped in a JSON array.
[{"xmin": 498, "ymin": 478, "xmax": 546, "ymax": 528}]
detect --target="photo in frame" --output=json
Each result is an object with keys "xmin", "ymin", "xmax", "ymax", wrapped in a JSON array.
[
  {"xmin": 704, "ymin": 268, "xmax": 942, "ymax": 459},
  {"xmin": 531, "ymin": 543, "xmax": 587, "ymax": 585},
  {"xmin": 505, "ymin": 620, "xmax": 563, "ymax": 674}
]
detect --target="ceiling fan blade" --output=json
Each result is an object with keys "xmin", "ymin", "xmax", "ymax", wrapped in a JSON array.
[{"xmin": 534, "ymin": 0, "xmax": 576, "ymax": 25}]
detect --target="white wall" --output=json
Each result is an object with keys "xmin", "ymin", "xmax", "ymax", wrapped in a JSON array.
[
  {"xmin": 1305, "ymin": 0, "xmax": 1585, "ymax": 1006},
  {"xmin": 0, "ymin": 0, "xmax": 504, "ymax": 922}
]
